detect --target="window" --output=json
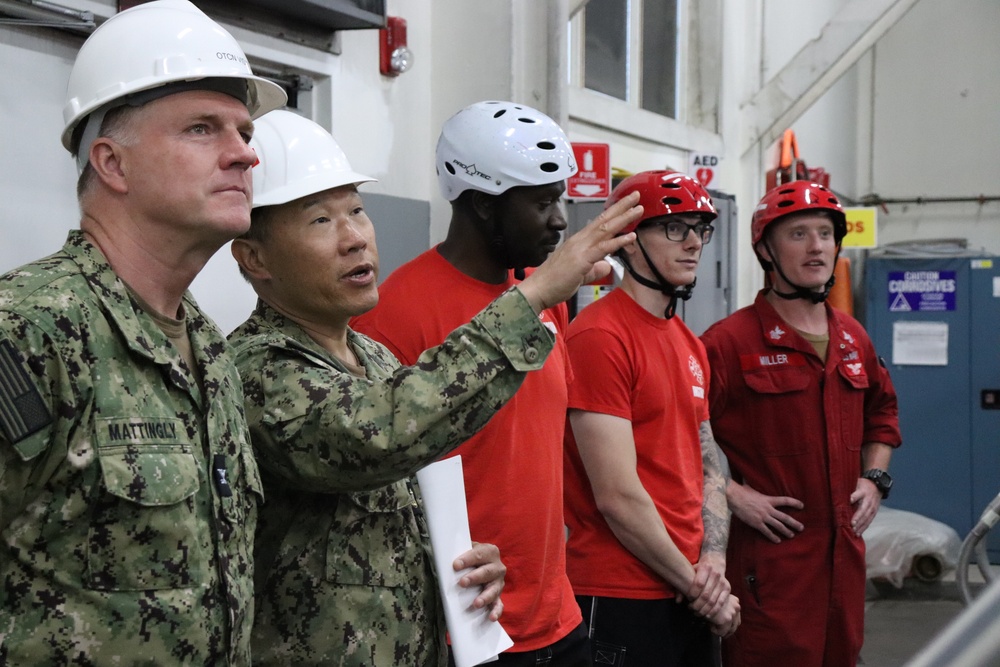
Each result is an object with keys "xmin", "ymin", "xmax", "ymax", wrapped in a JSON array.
[
  {"xmin": 580, "ymin": 0, "xmax": 680, "ymax": 119},
  {"xmin": 640, "ymin": 0, "xmax": 679, "ymax": 118},
  {"xmin": 568, "ymin": 0, "xmax": 721, "ymax": 149},
  {"xmin": 584, "ymin": 0, "xmax": 629, "ymax": 102}
]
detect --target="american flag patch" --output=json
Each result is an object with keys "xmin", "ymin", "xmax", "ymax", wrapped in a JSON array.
[{"xmin": 0, "ymin": 339, "xmax": 52, "ymax": 442}]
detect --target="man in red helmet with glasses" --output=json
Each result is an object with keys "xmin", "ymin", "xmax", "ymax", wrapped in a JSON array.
[
  {"xmin": 563, "ymin": 170, "xmax": 740, "ymax": 666},
  {"xmin": 700, "ymin": 181, "xmax": 901, "ymax": 667}
]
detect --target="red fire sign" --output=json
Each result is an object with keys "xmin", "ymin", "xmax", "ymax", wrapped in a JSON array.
[{"xmin": 567, "ymin": 143, "xmax": 611, "ymax": 199}]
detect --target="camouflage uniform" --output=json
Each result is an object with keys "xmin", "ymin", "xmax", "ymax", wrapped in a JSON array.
[
  {"xmin": 228, "ymin": 289, "xmax": 553, "ymax": 667},
  {"xmin": 0, "ymin": 231, "xmax": 262, "ymax": 666}
]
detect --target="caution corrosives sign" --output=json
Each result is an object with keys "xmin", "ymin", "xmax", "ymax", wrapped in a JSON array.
[
  {"xmin": 842, "ymin": 207, "xmax": 877, "ymax": 248},
  {"xmin": 887, "ymin": 271, "xmax": 956, "ymax": 312}
]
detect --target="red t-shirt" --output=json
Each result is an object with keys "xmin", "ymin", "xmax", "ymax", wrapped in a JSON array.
[
  {"xmin": 352, "ymin": 247, "xmax": 581, "ymax": 651},
  {"xmin": 564, "ymin": 288, "xmax": 708, "ymax": 598}
]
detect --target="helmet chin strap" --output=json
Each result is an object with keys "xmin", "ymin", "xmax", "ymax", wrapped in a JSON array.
[
  {"xmin": 765, "ymin": 241, "xmax": 840, "ymax": 304},
  {"xmin": 620, "ymin": 237, "xmax": 694, "ymax": 319}
]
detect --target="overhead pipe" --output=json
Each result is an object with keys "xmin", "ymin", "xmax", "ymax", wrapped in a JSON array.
[
  {"xmin": 859, "ymin": 195, "xmax": 1000, "ymax": 207},
  {"xmin": 0, "ymin": 0, "xmax": 95, "ymax": 32}
]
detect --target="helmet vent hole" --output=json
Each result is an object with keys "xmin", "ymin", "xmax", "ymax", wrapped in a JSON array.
[
  {"xmin": 445, "ymin": 162, "xmax": 456, "ymax": 175},
  {"xmin": 537, "ymin": 141, "xmax": 556, "ymax": 150},
  {"xmin": 660, "ymin": 182, "xmax": 681, "ymax": 190},
  {"xmin": 777, "ymin": 201, "xmax": 794, "ymax": 208},
  {"xmin": 540, "ymin": 162, "xmax": 559, "ymax": 173},
  {"xmin": 661, "ymin": 196, "xmax": 683, "ymax": 206},
  {"xmin": 518, "ymin": 117, "xmax": 538, "ymax": 124},
  {"xmin": 778, "ymin": 187, "xmax": 795, "ymax": 194},
  {"xmin": 493, "ymin": 110, "xmax": 507, "ymax": 118}
]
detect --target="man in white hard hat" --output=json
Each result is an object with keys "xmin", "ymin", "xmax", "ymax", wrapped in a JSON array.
[
  {"xmin": 0, "ymin": 1, "xmax": 285, "ymax": 664},
  {"xmin": 353, "ymin": 101, "xmax": 594, "ymax": 665},
  {"xmin": 228, "ymin": 110, "xmax": 641, "ymax": 666}
]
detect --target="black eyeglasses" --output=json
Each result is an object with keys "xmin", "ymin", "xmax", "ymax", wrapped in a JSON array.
[{"xmin": 650, "ymin": 220, "xmax": 715, "ymax": 244}]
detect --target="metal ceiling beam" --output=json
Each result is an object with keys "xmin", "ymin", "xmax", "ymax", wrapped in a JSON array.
[{"xmin": 741, "ymin": 0, "xmax": 922, "ymax": 156}]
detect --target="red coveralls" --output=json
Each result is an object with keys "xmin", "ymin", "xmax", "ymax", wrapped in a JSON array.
[{"xmin": 701, "ymin": 291, "xmax": 901, "ymax": 667}]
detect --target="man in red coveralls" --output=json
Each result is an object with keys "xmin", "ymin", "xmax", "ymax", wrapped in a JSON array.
[
  {"xmin": 353, "ymin": 101, "xmax": 596, "ymax": 665},
  {"xmin": 700, "ymin": 180, "xmax": 901, "ymax": 667}
]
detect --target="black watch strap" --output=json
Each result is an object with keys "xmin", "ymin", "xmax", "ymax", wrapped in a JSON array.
[{"xmin": 862, "ymin": 468, "xmax": 893, "ymax": 499}]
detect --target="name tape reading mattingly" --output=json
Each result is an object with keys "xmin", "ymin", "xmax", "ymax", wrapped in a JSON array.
[{"xmin": 887, "ymin": 270, "xmax": 956, "ymax": 312}]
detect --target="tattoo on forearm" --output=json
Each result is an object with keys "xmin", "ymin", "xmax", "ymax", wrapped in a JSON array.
[{"xmin": 700, "ymin": 420, "xmax": 731, "ymax": 557}]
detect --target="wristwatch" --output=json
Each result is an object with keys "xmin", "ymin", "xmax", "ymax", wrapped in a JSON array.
[{"xmin": 862, "ymin": 469, "xmax": 893, "ymax": 499}]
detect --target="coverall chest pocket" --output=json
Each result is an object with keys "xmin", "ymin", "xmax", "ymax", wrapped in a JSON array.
[
  {"xmin": 89, "ymin": 418, "xmax": 208, "ymax": 591},
  {"xmin": 326, "ymin": 481, "xmax": 425, "ymax": 589},
  {"xmin": 837, "ymin": 361, "xmax": 870, "ymax": 450},
  {"xmin": 742, "ymin": 367, "xmax": 812, "ymax": 456}
]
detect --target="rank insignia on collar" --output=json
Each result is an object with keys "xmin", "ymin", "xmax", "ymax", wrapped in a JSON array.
[
  {"xmin": 769, "ymin": 325, "xmax": 785, "ymax": 340},
  {"xmin": 842, "ymin": 331, "xmax": 855, "ymax": 344}
]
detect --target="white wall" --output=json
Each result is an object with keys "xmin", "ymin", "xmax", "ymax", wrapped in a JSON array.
[
  {"xmin": 427, "ymin": 0, "xmax": 516, "ymax": 242},
  {"xmin": 867, "ymin": 0, "xmax": 1000, "ymax": 253},
  {"xmin": 190, "ymin": 2, "xmax": 439, "ymax": 332},
  {"xmin": 735, "ymin": 0, "xmax": 1000, "ymax": 310},
  {"xmin": 0, "ymin": 0, "xmax": 442, "ymax": 334},
  {"xmin": 0, "ymin": 26, "xmax": 80, "ymax": 272},
  {"xmin": 767, "ymin": 0, "xmax": 1000, "ymax": 256},
  {"xmin": 1, "ymin": 0, "xmax": 997, "ymax": 328}
]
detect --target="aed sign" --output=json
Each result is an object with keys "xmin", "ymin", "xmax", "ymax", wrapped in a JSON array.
[
  {"xmin": 567, "ymin": 143, "xmax": 611, "ymax": 199},
  {"xmin": 688, "ymin": 153, "xmax": 719, "ymax": 188},
  {"xmin": 842, "ymin": 207, "xmax": 877, "ymax": 248},
  {"xmin": 887, "ymin": 270, "xmax": 957, "ymax": 312}
]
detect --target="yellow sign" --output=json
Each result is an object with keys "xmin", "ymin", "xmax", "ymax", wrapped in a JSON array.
[{"xmin": 842, "ymin": 207, "xmax": 877, "ymax": 248}]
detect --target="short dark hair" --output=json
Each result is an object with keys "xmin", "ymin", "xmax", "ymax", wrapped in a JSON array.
[
  {"xmin": 234, "ymin": 205, "xmax": 279, "ymax": 282},
  {"xmin": 75, "ymin": 105, "xmax": 140, "ymax": 200},
  {"xmin": 244, "ymin": 205, "xmax": 277, "ymax": 244}
]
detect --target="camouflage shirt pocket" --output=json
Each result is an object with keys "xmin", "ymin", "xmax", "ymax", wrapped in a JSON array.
[
  {"xmin": 325, "ymin": 481, "xmax": 426, "ymax": 589},
  {"xmin": 87, "ymin": 419, "xmax": 208, "ymax": 591}
]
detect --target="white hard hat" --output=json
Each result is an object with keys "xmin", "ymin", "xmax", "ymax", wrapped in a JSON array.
[
  {"xmin": 62, "ymin": 0, "xmax": 287, "ymax": 156},
  {"xmin": 435, "ymin": 100, "xmax": 578, "ymax": 201},
  {"xmin": 250, "ymin": 110, "xmax": 376, "ymax": 208}
]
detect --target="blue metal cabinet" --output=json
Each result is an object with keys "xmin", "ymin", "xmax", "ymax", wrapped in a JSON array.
[
  {"xmin": 864, "ymin": 253, "xmax": 1000, "ymax": 560},
  {"xmin": 970, "ymin": 261, "xmax": 1000, "ymax": 554}
]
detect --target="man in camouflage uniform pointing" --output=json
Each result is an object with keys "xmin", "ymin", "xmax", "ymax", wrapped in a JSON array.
[
  {"xmin": 0, "ymin": 1, "xmax": 286, "ymax": 664},
  {"xmin": 227, "ymin": 111, "xmax": 641, "ymax": 666}
]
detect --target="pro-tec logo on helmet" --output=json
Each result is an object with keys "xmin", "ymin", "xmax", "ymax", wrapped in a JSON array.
[{"xmin": 452, "ymin": 159, "xmax": 492, "ymax": 183}]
